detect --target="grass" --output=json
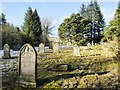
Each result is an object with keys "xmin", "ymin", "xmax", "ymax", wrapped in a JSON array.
[{"xmin": 1, "ymin": 44, "xmax": 119, "ymax": 89}]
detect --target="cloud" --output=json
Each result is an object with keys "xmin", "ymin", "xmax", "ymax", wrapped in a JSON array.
[{"xmin": 64, "ymin": 16, "xmax": 68, "ymax": 19}]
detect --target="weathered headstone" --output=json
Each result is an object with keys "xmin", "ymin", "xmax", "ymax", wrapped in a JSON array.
[
  {"xmin": 53, "ymin": 42, "xmax": 59, "ymax": 53},
  {"xmin": 18, "ymin": 44, "xmax": 37, "ymax": 88},
  {"xmin": 49, "ymin": 41, "xmax": 53, "ymax": 49},
  {"xmin": 74, "ymin": 45, "xmax": 81, "ymax": 56},
  {"xmin": 39, "ymin": 43, "xmax": 45, "ymax": 53},
  {"xmin": 87, "ymin": 43, "xmax": 91, "ymax": 50},
  {"xmin": 3, "ymin": 44, "xmax": 10, "ymax": 58}
]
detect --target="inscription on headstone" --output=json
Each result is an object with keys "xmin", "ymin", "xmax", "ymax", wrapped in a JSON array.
[
  {"xmin": 53, "ymin": 42, "xmax": 59, "ymax": 53},
  {"xmin": 39, "ymin": 43, "xmax": 45, "ymax": 53},
  {"xmin": 74, "ymin": 45, "xmax": 81, "ymax": 56},
  {"xmin": 18, "ymin": 44, "xmax": 37, "ymax": 88},
  {"xmin": 3, "ymin": 44, "xmax": 10, "ymax": 58}
]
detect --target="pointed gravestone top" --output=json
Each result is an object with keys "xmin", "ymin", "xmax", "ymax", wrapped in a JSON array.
[{"xmin": 18, "ymin": 43, "xmax": 37, "ymax": 88}]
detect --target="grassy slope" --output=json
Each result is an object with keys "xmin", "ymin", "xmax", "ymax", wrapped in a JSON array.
[{"xmin": 2, "ymin": 44, "xmax": 119, "ymax": 89}]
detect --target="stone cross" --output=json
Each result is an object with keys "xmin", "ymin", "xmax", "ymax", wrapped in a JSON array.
[
  {"xmin": 3, "ymin": 44, "xmax": 10, "ymax": 58},
  {"xmin": 53, "ymin": 42, "xmax": 59, "ymax": 53},
  {"xmin": 87, "ymin": 43, "xmax": 91, "ymax": 50},
  {"xmin": 39, "ymin": 43, "xmax": 45, "ymax": 53},
  {"xmin": 74, "ymin": 45, "xmax": 81, "ymax": 56},
  {"xmin": 18, "ymin": 44, "xmax": 37, "ymax": 88}
]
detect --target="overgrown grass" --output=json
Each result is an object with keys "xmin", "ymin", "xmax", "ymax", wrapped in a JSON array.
[{"xmin": 2, "ymin": 44, "xmax": 119, "ymax": 89}]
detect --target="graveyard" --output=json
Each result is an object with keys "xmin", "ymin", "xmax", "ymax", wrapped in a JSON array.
[
  {"xmin": 0, "ymin": 1, "xmax": 119, "ymax": 89},
  {"xmin": 1, "ymin": 42, "xmax": 119, "ymax": 89}
]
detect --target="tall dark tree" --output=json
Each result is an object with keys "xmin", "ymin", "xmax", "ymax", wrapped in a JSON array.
[
  {"xmin": 85, "ymin": 0, "xmax": 105, "ymax": 44},
  {"xmin": 22, "ymin": 7, "xmax": 42, "ymax": 46},
  {"xmin": 32, "ymin": 9, "xmax": 42, "ymax": 45},
  {"xmin": 0, "ymin": 13, "xmax": 6, "ymax": 26},
  {"xmin": 86, "ymin": 0, "xmax": 94, "ymax": 44},
  {"xmin": 22, "ymin": 7, "xmax": 33, "ymax": 44},
  {"xmin": 93, "ymin": 0, "xmax": 105, "ymax": 43}
]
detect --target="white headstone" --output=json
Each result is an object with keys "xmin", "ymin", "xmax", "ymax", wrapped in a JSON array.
[
  {"xmin": 53, "ymin": 42, "xmax": 59, "ymax": 53},
  {"xmin": 74, "ymin": 45, "xmax": 81, "ymax": 56},
  {"xmin": 39, "ymin": 43, "xmax": 45, "ymax": 53}
]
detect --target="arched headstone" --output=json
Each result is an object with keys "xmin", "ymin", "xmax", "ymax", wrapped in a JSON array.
[
  {"xmin": 3, "ymin": 44, "xmax": 10, "ymax": 58},
  {"xmin": 18, "ymin": 44, "xmax": 37, "ymax": 88},
  {"xmin": 39, "ymin": 43, "xmax": 45, "ymax": 53}
]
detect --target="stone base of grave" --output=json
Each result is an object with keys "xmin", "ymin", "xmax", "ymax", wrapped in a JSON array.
[
  {"xmin": 49, "ymin": 64, "xmax": 71, "ymax": 71},
  {"xmin": 16, "ymin": 76, "xmax": 37, "ymax": 88}
]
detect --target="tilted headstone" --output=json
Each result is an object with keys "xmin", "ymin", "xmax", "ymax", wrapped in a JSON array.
[
  {"xmin": 3, "ymin": 44, "xmax": 10, "ymax": 58},
  {"xmin": 49, "ymin": 41, "xmax": 53, "ymax": 49},
  {"xmin": 53, "ymin": 42, "xmax": 59, "ymax": 53},
  {"xmin": 18, "ymin": 44, "xmax": 37, "ymax": 88},
  {"xmin": 39, "ymin": 43, "xmax": 45, "ymax": 53},
  {"xmin": 74, "ymin": 45, "xmax": 81, "ymax": 56},
  {"xmin": 87, "ymin": 43, "xmax": 91, "ymax": 50}
]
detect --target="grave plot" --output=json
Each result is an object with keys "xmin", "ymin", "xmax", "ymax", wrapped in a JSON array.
[{"xmin": 1, "ymin": 44, "xmax": 119, "ymax": 89}]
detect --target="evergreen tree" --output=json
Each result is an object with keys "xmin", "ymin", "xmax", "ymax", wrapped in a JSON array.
[
  {"xmin": 79, "ymin": 4, "xmax": 86, "ymax": 17},
  {"xmin": 22, "ymin": 7, "xmax": 42, "ymax": 46},
  {"xmin": 58, "ymin": 13, "xmax": 90, "ymax": 46},
  {"xmin": 22, "ymin": 7, "xmax": 33, "ymax": 44},
  {"xmin": 32, "ymin": 9, "xmax": 42, "ymax": 45},
  {"xmin": 0, "ymin": 13, "xmax": 6, "ymax": 26},
  {"xmin": 101, "ymin": 1, "xmax": 120, "ymax": 42},
  {"xmin": 85, "ymin": 0, "xmax": 105, "ymax": 44},
  {"xmin": 86, "ymin": 0, "xmax": 94, "ymax": 44},
  {"xmin": 93, "ymin": 0, "xmax": 105, "ymax": 43}
]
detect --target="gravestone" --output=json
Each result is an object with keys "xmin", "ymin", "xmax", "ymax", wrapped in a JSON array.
[
  {"xmin": 53, "ymin": 42, "xmax": 59, "ymax": 53},
  {"xmin": 74, "ymin": 45, "xmax": 81, "ymax": 56},
  {"xmin": 49, "ymin": 41, "xmax": 53, "ymax": 49},
  {"xmin": 3, "ymin": 44, "xmax": 10, "ymax": 58},
  {"xmin": 18, "ymin": 44, "xmax": 37, "ymax": 88},
  {"xmin": 87, "ymin": 43, "xmax": 91, "ymax": 50},
  {"xmin": 39, "ymin": 43, "xmax": 45, "ymax": 53}
]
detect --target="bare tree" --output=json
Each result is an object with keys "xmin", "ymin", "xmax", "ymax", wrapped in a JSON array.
[{"xmin": 41, "ymin": 16, "xmax": 56, "ymax": 44}]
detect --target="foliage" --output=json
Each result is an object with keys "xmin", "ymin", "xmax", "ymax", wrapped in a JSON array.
[
  {"xmin": 21, "ymin": 7, "xmax": 42, "ymax": 46},
  {"xmin": 0, "ymin": 13, "xmax": 6, "ymax": 26},
  {"xmin": 2, "ymin": 23, "xmax": 22, "ymax": 49},
  {"xmin": 85, "ymin": 0, "xmax": 105, "ymax": 43},
  {"xmin": 58, "ymin": 13, "xmax": 91, "ymax": 46},
  {"xmin": 101, "ymin": 1, "xmax": 120, "ymax": 42}
]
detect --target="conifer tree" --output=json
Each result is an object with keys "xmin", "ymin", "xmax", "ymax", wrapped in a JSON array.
[
  {"xmin": 58, "ymin": 13, "xmax": 90, "ymax": 45},
  {"xmin": 22, "ymin": 7, "xmax": 42, "ymax": 46},
  {"xmin": 101, "ymin": 1, "xmax": 120, "ymax": 42},
  {"xmin": 79, "ymin": 4, "xmax": 86, "ymax": 17},
  {"xmin": 32, "ymin": 9, "xmax": 42, "ymax": 45},
  {"xmin": 0, "ymin": 13, "xmax": 6, "ymax": 26}
]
